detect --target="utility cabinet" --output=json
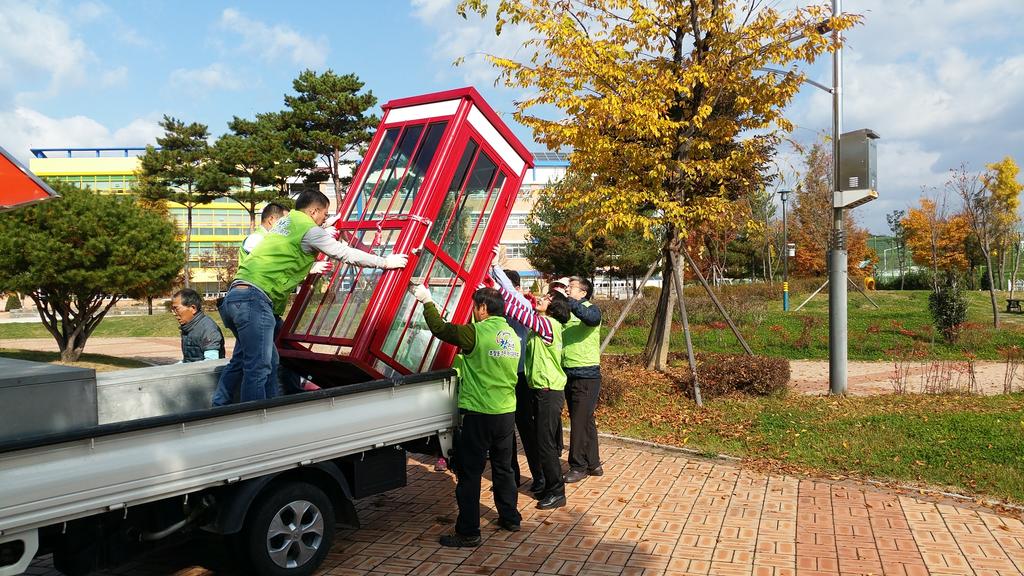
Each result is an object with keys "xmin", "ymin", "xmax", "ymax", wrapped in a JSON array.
[
  {"xmin": 0, "ymin": 358, "xmax": 96, "ymax": 440},
  {"xmin": 278, "ymin": 87, "xmax": 533, "ymax": 385}
]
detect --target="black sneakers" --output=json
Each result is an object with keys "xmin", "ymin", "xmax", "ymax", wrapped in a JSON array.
[{"xmin": 439, "ymin": 532, "xmax": 482, "ymax": 547}]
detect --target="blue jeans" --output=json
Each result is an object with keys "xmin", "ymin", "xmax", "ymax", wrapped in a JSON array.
[{"xmin": 212, "ymin": 287, "xmax": 279, "ymax": 406}]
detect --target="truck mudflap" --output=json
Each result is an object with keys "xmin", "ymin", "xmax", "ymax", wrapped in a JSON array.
[{"xmin": 0, "ymin": 529, "xmax": 37, "ymax": 576}]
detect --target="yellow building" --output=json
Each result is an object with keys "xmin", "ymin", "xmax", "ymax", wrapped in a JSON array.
[
  {"xmin": 29, "ymin": 147, "xmax": 263, "ymax": 296},
  {"xmin": 497, "ymin": 152, "xmax": 569, "ymax": 287}
]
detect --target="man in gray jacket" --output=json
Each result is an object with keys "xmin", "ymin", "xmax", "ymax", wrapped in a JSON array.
[{"xmin": 171, "ymin": 288, "xmax": 225, "ymax": 363}]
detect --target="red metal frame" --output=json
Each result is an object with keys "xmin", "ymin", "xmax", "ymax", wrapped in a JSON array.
[{"xmin": 279, "ymin": 88, "xmax": 533, "ymax": 384}]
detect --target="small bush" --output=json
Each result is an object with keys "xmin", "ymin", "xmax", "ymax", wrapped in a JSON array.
[
  {"xmin": 875, "ymin": 269, "xmax": 932, "ymax": 290},
  {"xmin": 669, "ymin": 352, "xmax": 790, "ymax": 399},
  {"xmin": 928, "ymin": 279, "xmax": 968, "ymax": 343},
  {"xmin": 4, "ymin": 294, "xmax": 22, "ymax": 311},
  {"xmin": 597, "ymin": 355, "xmax": 634, "ymax": 407}
]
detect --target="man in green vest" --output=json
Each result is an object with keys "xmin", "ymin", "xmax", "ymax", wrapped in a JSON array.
[
  {"xmin": 238, "ymin": 202, "xmax": 289, "ymax": 266},
  {"xmin": 212, "ymin": 190, "xmax": 408, "ymax": 406},
  {"xmin": 411, "ymin": 283, "xmax": 522, "ymax": 547},
  {"xmin": 562, "ymin": 276, "xmax": 604, "ymax": 483}
]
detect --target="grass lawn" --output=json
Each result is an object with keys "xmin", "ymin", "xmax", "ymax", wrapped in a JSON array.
[
  {"xmin": 598, "ymin": 362, "xmax": 1024, "ymax": 503},
  {"xmin": 0, "ymin": 348, "xmax": 150, "ymax": 372},
  {"xmin": 601, "ymin": 286, "xmax": 1024, "ymax": 360},
  {"xmin": 0, "ymin": 312, "xmax": 225, "ymax": 340}
]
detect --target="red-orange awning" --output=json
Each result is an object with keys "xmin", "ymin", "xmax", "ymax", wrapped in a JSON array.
[{"xmin": 0, "ymin": 146, "xmax": 59, "ymax": 212}]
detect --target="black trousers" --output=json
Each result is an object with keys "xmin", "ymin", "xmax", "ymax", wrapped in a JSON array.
[
  {"xmin": 533, "ymin": 388, "xmax": 565, "ymax": 498},
  {"xmin": 513, "ymin": 373, "xmax": 542, "ymax": 483},
  {"xmin": 565, "ymin": 375, "xmax": 602, "ymax": 471},
  {"xmin": 454, "ymin": 411, "xmax": 520, "ymax": 537}
]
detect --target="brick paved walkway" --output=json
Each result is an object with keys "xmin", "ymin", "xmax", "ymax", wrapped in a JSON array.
[{"xmin": 27, "ymin": 440, "xmax": 1024, "ymax": 576}]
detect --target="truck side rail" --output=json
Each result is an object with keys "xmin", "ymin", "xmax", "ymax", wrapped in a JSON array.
[{"xmin": 0, "ymin": 369, "xmax": 457, "ymax": 537}]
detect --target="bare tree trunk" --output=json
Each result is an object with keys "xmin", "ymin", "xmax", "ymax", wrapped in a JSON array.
[
  {"xmin": 184, "ymin": 205, "xmax": 193, "ymax": 289},
  {"xmin": 147, "ymin": 296, "xmax": 154, "ymax": 316},
  {"xmin": 331, "ymin": 146, "xmax": 344, "ymax": 209},
  {"xmin": 984, "ymin": 248, "xmax": 1000, "ymax": 329},
  {"xmin": 645, "ymin": 253, "xmax": 675, "ymax": 371}
]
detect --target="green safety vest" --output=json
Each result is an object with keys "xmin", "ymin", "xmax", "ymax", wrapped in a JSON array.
[
  {"xmin": 235, "ymin": 211, "xmax": 317, "ymax": 316},
  {"xmin": 237, "ymin": 227, "xmax": 267, "ymax": 267},
  {"xmin": 563, "ymin": 300, "xmax": 601, "ymax": 368},
  {"xmin": 456, "ymin": 316, "xmax": 519, "ymax": 414},
  {"xmin": 525, "ymin": 316, "xmax": 566, "ymax": 390}
]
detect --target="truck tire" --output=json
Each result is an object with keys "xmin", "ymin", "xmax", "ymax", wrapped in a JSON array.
[{"xmin": 239, "ymin": 481, "xmax": 336, "ymax": 576}]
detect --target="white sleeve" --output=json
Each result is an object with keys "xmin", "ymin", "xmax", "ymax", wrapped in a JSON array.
[
  {"xmin": 301, "ymin": 227, "xmax": 387, "ymax": 268},
  {"xmin": 241, "ymin": 232, "xmax": 264, "ymax": 255}
]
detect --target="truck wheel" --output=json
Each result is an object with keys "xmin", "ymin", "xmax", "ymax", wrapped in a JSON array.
[{"xmin": 241, "ymin": 482, "xmax": 335, "ymax": 576}]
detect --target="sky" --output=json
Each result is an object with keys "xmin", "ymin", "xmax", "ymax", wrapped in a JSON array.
[{"xmin": 1, "ymin": 0, "xmax": 1022, "ymax": 233}]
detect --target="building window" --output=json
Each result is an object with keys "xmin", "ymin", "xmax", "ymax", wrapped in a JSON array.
[
  {"xmin": 504, "ymin": 243, "xmax": 530, "ymax": 259},
  {"xmin": 505, "ymin": 212, "xmax": 528, "ymax": 229}
]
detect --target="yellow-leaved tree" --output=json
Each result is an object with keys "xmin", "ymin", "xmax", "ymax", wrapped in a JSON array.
[
  {"xmin": 458, "ymin": 0, "xmax": 861, "ymax": 370},
  {"xmin": 982, "ymin": 157, "xmax": 1023, "ymax": 296}
]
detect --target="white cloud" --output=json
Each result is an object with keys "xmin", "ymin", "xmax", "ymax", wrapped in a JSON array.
[
  {"xmin": 100, "ymin": 65, "xmax": 128, "ymax": 87},
  {"xmin": 0, "ymin": 107, "xmax": 162, "ymax": 164},
  {"xmin": 219, "ymin": 8, "xmax": 327, "ymax": 68},
  {"xmin": 410, "ymin": 0, "xmax": 535, "ymax": 86},
  {"xmin": 411, "ymin": 0, "xmax": 451, "ymax": 22},
  {"xmin": 169, "ymin": 63, "xmax": 244, "ymax": 94},
  {"xmin": 73, "ymin": 1, "xmax": 109, "ymax": 22},
  {"xmin": 0, "ymin": 2, "xmax": 94, "ymax": 102}
]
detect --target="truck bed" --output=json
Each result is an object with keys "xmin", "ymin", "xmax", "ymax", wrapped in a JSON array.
[{"xmin": 0, "ymin": 363, "xmax": 457, "ymax": 538}]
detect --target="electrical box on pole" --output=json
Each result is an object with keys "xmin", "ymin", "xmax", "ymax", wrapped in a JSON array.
[{"xmin": 834, "ymin": 128, "xmax": 879, "ymax": 209}]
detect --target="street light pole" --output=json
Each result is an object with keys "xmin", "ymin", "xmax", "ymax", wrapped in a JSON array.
[
  {"xmin": 828, "ymin": 0, "xmax": 847, "ymax": 396},
  {"xmin": 780, "ymin": 189, "xmax": 791, "ymax": 311}
]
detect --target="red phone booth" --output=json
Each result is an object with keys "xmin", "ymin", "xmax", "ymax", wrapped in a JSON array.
[{"xmin": 278, "ymin": 87, "xmax": 533, "ymax": 386}]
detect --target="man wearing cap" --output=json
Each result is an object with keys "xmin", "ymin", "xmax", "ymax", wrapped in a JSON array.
[
  {"xmin": 562, "ymin": 276, "xmax": 604, "ymax": 483},
  {"xmin": 410, "ymin": 284, "xmax": 522, "ymax": 547}
]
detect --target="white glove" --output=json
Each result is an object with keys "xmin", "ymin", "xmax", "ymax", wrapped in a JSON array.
[
  {"xmin": 410, "ymin": 283, "xmax": 433, "ymax": 304},
  {"xmin": 383, "ymin": 253, "xmax": 409, "ymax": 269},
  {"xmin": 323, "ymin": 213, "xmax": 343, "ymax": 228},
  {"xmin": 309, "ymin": 261, "xmax": 333, "ymax": 275}
]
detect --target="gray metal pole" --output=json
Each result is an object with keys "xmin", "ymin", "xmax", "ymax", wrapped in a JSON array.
[
  {"xmin": 782, "ymin": 192, "xmax": 789, "ymax": 311},
  {"xmin": 828, "ymin": 0, "xmax": 847, "ymax": 395}
]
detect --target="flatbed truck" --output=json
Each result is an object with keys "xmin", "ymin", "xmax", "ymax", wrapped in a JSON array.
[{"xmin": 0, "ymin": 359, "xmax": 458, "ymax": 576}]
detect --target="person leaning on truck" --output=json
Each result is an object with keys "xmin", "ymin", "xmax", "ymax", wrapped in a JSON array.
[
  {"xmin": 562, "ymin": 275, "xmax": 604, "ymax": 483},
  {"xmin": 212, "ymin": 190, "xmax": 408, "ymax": 406},
  {"xmin": 238, "ymin": 202, "xmax": 289, "ymax": 265},
  {"xmin": 171, "ymin": 288, "xmax": 225, "ymax": 363},
  {"xmin": 410, "ymin": 284, "xmax": 522, "ymax": 548}
]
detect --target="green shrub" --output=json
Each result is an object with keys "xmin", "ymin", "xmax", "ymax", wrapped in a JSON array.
[
  {"xmin": 928, "ymin": 279, "xmax": 968, "ymax": 343},
  {"xmin": 875, "ymin": 269, "xmax": 933, "ymax": 290},
  {"xmin": 667, "ymin": 352, "xmax": 790, "ymax": 399},
  {"xmin": 4, "ymin": 294, "xmax": 22, "ymax": 311}
]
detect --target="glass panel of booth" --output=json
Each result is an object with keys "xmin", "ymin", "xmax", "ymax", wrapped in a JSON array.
[
  {"xmin": 345, "ymin": 120, "xmax": 448, "ymax": 223},
  {"xmin": 393, "ymin": 121, "xmax": 447, "ymax": 214},
  {"xmin": 347, "ymin": 128, "xmax": 399, "ymax": 221},
  {"xmin": 379, "ymin": 249, "xmax": 465, "ymax": 371},
  {"xmin": 361, "ymin": 124, "xmax": 423, "ymax": 221},
  {"xmin": 439, "ymin": 151, "xmax": 497, "ymax": 262},
  {"xmin": 290, "ymin": 228, "xmax": 401, "ymax": 341}
]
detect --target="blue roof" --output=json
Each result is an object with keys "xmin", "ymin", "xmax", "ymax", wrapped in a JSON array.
[{"xmin": 31, "ymin": 147, "xmax": 151, "ymax": 158}]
